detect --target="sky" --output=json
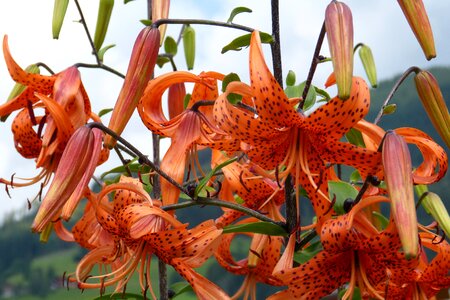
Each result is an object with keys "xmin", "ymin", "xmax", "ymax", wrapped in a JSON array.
[{"xmin": 0, "ymin": 0, "xmax": 449, "ymax": 221}]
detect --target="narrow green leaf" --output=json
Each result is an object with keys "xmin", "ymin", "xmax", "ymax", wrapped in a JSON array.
[
  {"xmin": 140, "ymin": 19, "xmax": 152, "ymax": 26},
  {"xmin": 223, "ymin": 222, "xmax": 287, "ymax": 236},
  {"xmin": 349, "ymin": 170, "xmax": 362, "ymax": 183},
  {"xmin": 194, "ymin": 156, "xmax": 238, "ymax": 198},
  {"xmin": 383, "ymin": 103, "xmax": 397, "ymax": 115},
  {"xmin": 98, "ymin": 44, "xmax": 116, "ymax": 62},
  {"xmin": 221, "ymin": 32, "xmax": 273, "ymax": 54},
  {"xmin": 345, "ymin": 128, "xmax": 366, "ymax": 147},
  {"xmin": 284, "ymin": 81, "xmax": 316, "ymax": 111},
  {"xmin": 314, "ymin": 86, "xmax": 331, "ymax": 101},
  {"xmin": 328, "ymin": 181, "xmax": 359, "ymax": 215},
  {"xmin": 124, "ymin": 0, "xmax": 136, "ymax": 4},
  {"xmin": 222, "ymin": 73, "xmax": 242, "ymax": 104},
  {"xmin": 98, "ymin": 108, "xmax": 113, "ymax": 117},
  {"xmin": 156, "ymin": 56, "xmax": 170, "ymax": 68},
  {"xmin": 183, "ymin": 93, "xmax": 191, "ymax": 109},
  {"xmin": 170, "ymin": 281, "xmax": 194, "ymax": 299},
  {"xmin": 164, "ymin": 36, "xmax": 178, "ymax": 56},
  {"xmin": 286, "ymin": 70, "xmax": 296, "ymax": 86},
  {"xmin": 293, "ymin": 240, "xmax": 322, "ymax": 264},
  {"xmin": 227, "ymin": 7, "xmax": 252, "ymax": 23}
]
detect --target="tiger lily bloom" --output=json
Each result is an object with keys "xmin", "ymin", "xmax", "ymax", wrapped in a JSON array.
[
  {"xmin": 213, "ymin": 31, "xmax": 380, "ymax": 223},
  {"xmin": 75, "ymin": 176, "xmax": 229, "ymax": 299},
  {"xmin": 0, "ymin": 36, "xmax": 92, "ymax": 187},
  {"xmin": 31, "ymin": 126, "xmax": 103, "ymax": 233},
  {"xmin": 138, "ymin": 71, "xmax": 239, "ymax": 206},
  {"xmin": 270, "ymin": 196, "xmax": 422, "ymax": 299}
]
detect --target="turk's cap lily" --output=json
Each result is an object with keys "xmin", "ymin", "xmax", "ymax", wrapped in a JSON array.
[
  {"xmin": 325, "ymin": 1, "xmax": 354, "ymax": 99},
  {"xmin": 104, "ymin": 26, "xmax": 160, "ymax": 148},
  {"xmin": 32, "ymin": 126, "xmax": 103, "ymax": 232},
  {"xmin": 398, "ymin": 0, "xmax": 436, "ymax": 60},
  {"xmin": 382, "ymin": 131, "xmax": 419, "ymax": 259},
  {"xmin": 414, "ymin": 70, "xmax": 450, "ymax": 149}
]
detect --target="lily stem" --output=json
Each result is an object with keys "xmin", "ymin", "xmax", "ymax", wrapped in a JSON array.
[
  {"xmin": 73, "ymin": 0, "xmax": 101, "ymax": 64},
  {"xmin": 87, "ymin": 122, "xmax": 189, "ymax": 195},
  {"xmin": 374, "ymin": 66, "xmax": 421, "ymax": 125},
  {"xmin": 270, "ymin": 0, "xmax": 283, "ymax": 87},
  {"xmin": 152, "ymin": 18, "xmax": 254, "ymax": 33},
  {"xmin": 163, "ymin": 198, "xmax": 285, "ymax": 228},
  {"xmin": 299, "ymin": 21, "xmax": 326, "ymax": 111}
]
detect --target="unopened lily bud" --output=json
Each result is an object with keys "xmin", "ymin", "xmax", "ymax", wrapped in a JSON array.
[
  {"xmin": 93, "ymin": 0, "xmax": 115, "ymax": 52},
  {"xmin": 52, "ymin": 0, "xmax": 69, "ymax": 39},
  {"xmin": 415, "ymin": 185, "xmax": 450, "ymax": 238},
  {"xmin": 168, "ymin": 82, "xmax": 186, "ymax": 119},
  {"xmin": 183, "ymin": 25, "xmax": 196, "ymax": 70},
  {"xmin": 1, "ymin": 64, "xmax": 40, "ymax": 122},
  {"xmin": 398, "ymin": 0, "xmax": 436, "ymax": 60},
  {"xmin": 414, "ymin": 70, "xmax": 450, "ymax": 149},
  {"xmin": 382, "ymin": 131, "xmax": 418, "ymax": 259},
  {"xmin": 104, "ymin": 27, "xmax": 160, "ymax": 148},
  {"xmin": 32, "ymin": 126, "xmax": 103, "ymax": 232},
  {"xmin": 152, "ymin": 0, "xmax": 170, "ymax": 44},
  {"xmin": 358, "ymin": 44, "xmax": 377, "ymax": 88},
  {"xmin": 325, "ymin": 1, "xmax": 353, "ymax": 99}
]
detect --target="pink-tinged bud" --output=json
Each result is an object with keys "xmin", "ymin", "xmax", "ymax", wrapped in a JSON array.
[
  {"xmin": 414, "ymin": 70, "xmax": 450, "ymax": 149},
  {"xmin": 152, "ymin": 0, "xmax": 170, "ymax": 44},
  {"xmin": 382, "ymin": 131, "xmax": 418, "ymax": 259},
  {"xmin": 398, "ymin": 0, "xmax": 436, "ymax": 60},
  {"xmin": 168, "ymin": 82, "xmax": 186, "ymax": 119},
  {"xmin": 325, "ymin": 1, "xmax": 353, "ymax": 100},
  {"xmin": 32, "ymin": 126, "xmax": 103, "ymax": 232},
  {"xmin": 104, "ymin": 27, "xmax": 160, "ymax": 148}
]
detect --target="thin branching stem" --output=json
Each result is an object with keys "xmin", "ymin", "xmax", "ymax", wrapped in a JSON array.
[
  {"xmin": 270, "ymin": 0, "xmax": 283, "ymax": 87},
  {"xmin": 162, "ymin": 198, "xmax": 285, "ymax": 227},
  {"xmin": 75, "ymin": 63, "xmax": 125, "ymax": 79},
  {"xmin": 73, "ymin": 0, "xmax": 101, "ymax": 64},
  {"xmin": 299, "ymin": 21, "xmax": 326, "ymax": 111},
  {"xmin": 152, "ymin": 18, "xmax": 254, "ymax": 33},
  {"xmin": 373, "ymin": 66, "xmax": 421, "ymax": 124}
]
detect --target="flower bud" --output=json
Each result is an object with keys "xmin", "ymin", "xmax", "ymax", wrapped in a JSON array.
[
  {"xmin": 415, "ymin": 185, "xmax": 450, "ymax": 238},
  {"xmin": 358, "ymin": 44, "xmax": 377, "ymax": 88},
  {"xmin": 398, "ymin": 0, "xmax": 436, "ymax": 60},
  {"xmin": 152, "ymin": 0, "xmax": 170, "ymax": 44},
  {"xmin": 382, "ymin": 131, "xmax": 418, "ymax": 259},
  {"xmin": 183, "ymin": 25, "xmax": 196, "ymax": 70},
  {"xmin": 325, "ymin": 1, "xmax": 353, "ymax": 99},
  {"xmin": 104, "ymin": 27, "xmax": 160, "ymax": 148},
  {"xmin": 168, "ymin": 82, "xmax": 186, "ymax": 119},
  {"xmin": 32, "ymin": 126, "xmax": 103, "ymax": 232},
  {"xmin": 414, "ymin": 70, "xmax": 450, "ymax": 149},
  {"xmin": 52, "ymin": 0, "xmax": 69, "ymax": 39},
  {"xmin": 93, "ymin": 0, "xmax": 115, "ymax": 52}
]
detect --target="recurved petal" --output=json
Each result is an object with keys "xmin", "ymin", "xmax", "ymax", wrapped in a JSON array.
[
  {"xmin": 307, "ymin": 75, "xmax": 370, "ymax": 141},
  {"xmin": 11, "ymin": 109, "xmax": 42, "ymax": 158},
  {"xmin": 3, "ymin": 35, "xmax": 56, "ymax": 94},
  {"xmin": 249, "ymin": 31, "xmax": 301, "ymax": 126}
]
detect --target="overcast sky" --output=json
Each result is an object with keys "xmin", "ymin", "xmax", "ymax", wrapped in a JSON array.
[{"xmin": 0, "ymin": 0, "xmax": 449, "ymax": 220}]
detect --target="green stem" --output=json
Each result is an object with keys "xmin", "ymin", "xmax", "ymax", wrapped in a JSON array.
[
  {"xmin": 152, "ymin": 18, "xmax": 254, "ymax": 33},
  {"xmin": 374, "ymin": 66, "xmax": 421, "ymax": 125}
]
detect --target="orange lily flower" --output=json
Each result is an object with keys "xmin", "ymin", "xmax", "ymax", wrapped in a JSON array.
[
  {"xmin": 0, "ymin": 36, "xmax": 92, "ymax": 188},
  {"xmin": 270, "ymin": 196, "xmax": 422, "ymax": 299},
  {"xmin": 213, "ymin": 31, "xmax": 380, "ymax": 223},
  {"xmin": 75, "ymin": 176, "xmax": 230, "ymax": 299},
  {"xmin": 138, "ymin": 71, "xmax": 239, "ymax": 206}
]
